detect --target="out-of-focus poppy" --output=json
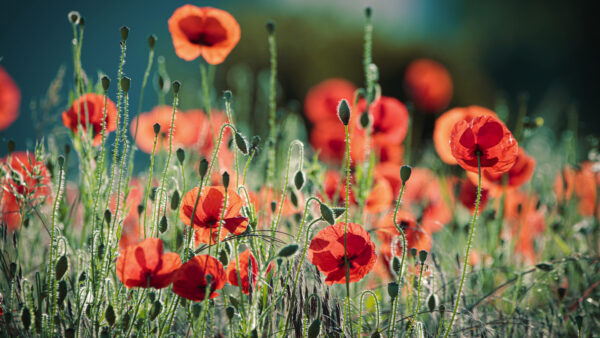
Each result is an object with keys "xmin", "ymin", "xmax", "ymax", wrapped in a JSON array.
[
  {"xmin": 172, "ymin": 254, "xmax": 226, "ymax": 301},
  {"xmin": 196, "ymin": 111, "xmax": 234, "ymax": 170},
  {"xmin": 357, "ymin": 96, "xmax": 409, "ymax": 148},
  {"xmin": 364, "ymin": 176, "xmax": 393, "ymax": 214},
  {"xmin": 400, "ymin": 168, "xmax": 453, "ymax": 234},
  {"xmin": 249, "ymin": 187, "xmax": 300, "ymax": 226},
  {"xmin": 304, "ymin": 78, "xmax": 357, "ymax": 124},
  {"xmin": 110, "ymin": 179, "xmax": 144, "ymax": 249},
  {"xmin": 375, "ymin": 162, "xmax": 402, "ymax": 198},
  {"xmin": 553, "ymin": 165, "xmax": 575, "ymax": 204},
  {"xmin": 404, "ymin": 58, "xmax": 453, "ymax": 113},
  {"xmin": 180, "ymin": 186, "xmax": 248, "ymax": 244},
  {"xmin": 376, "ymin": 210, "xmax": 431, "ymax": 275},
  {"xmin": 450, "ymin": 115, "xmax": 518, "ymax": 175},
  {"xmin": 574, "ymin": 162, "xmax": 598, "ymax": 216},
  {"xmin": 310, "ymin": 119, "xmax": 367, "ymax": 164},
  {"xmin": 62, "ymin": 93, "xmax": 118, "ymax": 146},
  {"xmin": 321, "ymin": 170, "xmax": 357, "ymax": 207},
  {"xmin": 226, "ymin": 249, "xmax": 258, "ymax": 294},
  {"xmin": 1, "ymin": 152, "xmax": 51, "ymax": 231},
  {"xmin": 434, "ymin": 106, "xmax": 498, "ymax": 165},
  {"xmin": 0, "ymin": 66, "xmax": 20, "ymax": 131},
  {"xmin": 376, "ymin": 143, "xmax": 404, "ymax": 165},
  {"xmin": 168, "ymin": 5, "xmax": 241, "ymax": 64},
  {"xmin": 131, "ymin": 106, "xmax": 199, "ymax": 154},
  {"xmin": 503, "ymin": 191, "xmax": 546, "ymax": 263},
  {"xmin": 469, "ymin": 147, "xmax": 535, "ymax": 194},
  {"xmin": 458, "ymin": 178, "xmax": 489, "ymax": 214},
  {"xmin": 116, "ymin": 238, "xmax": 181, "ymax": 289},
  {"xmin": 308, "ymin": 222, "xmax": 376, "ymax": 285}
]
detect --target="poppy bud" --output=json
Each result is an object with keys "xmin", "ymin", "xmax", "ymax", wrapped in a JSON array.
[
  {"xmin": 78, "ymin": 271, "xmax": 87, "ymax": 283},
  {"xmin": 320, "ymin": 203, "xmax": 335, "ymax": 225},
  {"xmin": 277, "ymin": 244, "xmax": 299, "ymax": 258},
  {"xmin": 176, "ymin": 148, "xmax": 185, "ymax": 165},
  {"xmin": 101, "ymin": 76, "xmax": 110, "ymax": 91},
  {"xmin": 56, "ymin": 255, "xmax": 68, "ymax": 280},
  {"xmin": 410, "ymin": 248, "xmax": 417, "ymax": 258},
  {"xmin": 171, "ymin": 190, "xmax": 180, "ymax": 210},
  {"xmin": 371, "ymin": 331, "xmax": 381, "ymax": 338},
  {"xmin": 159, "ymin": 215, "xmax": 168, "ymax": 233},
  {"xmin": 22, "ymin": 307, "xmax": 31, "ymax": 331},
  {"xmin": 226, "ymin": 306, "xmax": 235, "ymax": 320},
  {"xmin": 222, "ymin": 171, "xmax": 230, "ymax": 189},
  {"xmin": 137, "ymin": 204, "xmax": 144, "ymax": 216},
  {"xmin": 121, "ymin": 77, "xmax": 131, "ymax": 93},
  {"xmin": 266, "ymin": 20, "xmax": 275, "ymax": 34},
  {"xmin": 153, "ymin": 123, "xmax": 161, "ymax": 136},
  {"xmin": 365, "ymin": 6, "xmax": 372, "ymax": 18},
  {"xmin": 120, "ymin": 26, "xmax": 130, "ymax": 41},
  {"xmin": 337, "ymin": 99, "xmax": 351, "ymax": 126},
  {"xmin": 400, "ymin": 165, "xmax": 412, "ymax": 183},
  {"xmin": 198, "ymin": 158, "xmax": 209, "ymax": 178},
  {"xmin": 392, "ymin": 256, "xmax": 401, "ymax": 274},
  {"xmin": 535, "ymin": 263, "xmax": 554, "ymax": 271},
  {"xmin": 427, "ymin": 294, "xmax": 437, "ymax": 312},
  {"xmin": 58, "ymin": 155, "xmax": 65, "ymax": 168},
  {"xmin": 172, "ymin": 80, "xmax": 181, "ymax": 94},
  {"xmin": 68, "ymin": 11, "xmax": 80, "ymax": 24},
  {"xmin": 439, "ymin": 304, "xmax": 445, "ymax": 315},
  {"xmin": 418, "ymin": 249, "xmax": 428, "ymax": 263},
  {"xmin": 147, "ymin": 34, "xmax": 157, "ymax": 49},
  {"xmin": 557, "ymin": 287, "xmax": 566, "ymax": 300},
  {"xmin": 105, "ymin": 304, "xmax": 115, "ymax": 326},
  {"xmin": 149, "ymin": 300, "xmax": 162, "ymax": 321},
  {"xmin": 360, "ymin": 112, "xmax": 371, "ymax": 128},
  {"xmin": 251, "ymin": 136, "xmax": 261, "ymax": 149},
  {"xmin": 104, "ymin": 209, "xmax": 111, "ymax": 225},
  {"xmin": 294, "ymin": 171, "xmax": 305, "ymax": 190},
  {"xmin": 192, "ymin": 303, "xmax": 202, "ymax": 319},
  {"xmin": 575, "ymin": 315, "xmax": 583, "ymax": 331},
  {"xmin": 388, "ymin": 281, "xmax": 399, "ymax": 299},
  {"xmin": 270, "ymin": 201, "xmax": 277, "ymax": 213},
  {"xmin": 58, "ymin": 280, "xmax": 67, "ymax": 305},
  {"xmin": 235, "ymin": 132, "xmax": 248, "ymax": 154},
  {"xmin": 223, "ymin": 90, "xmax": 232, "ymax": 101},
  {"xmin": 290, "ymin": 190, "xmax": 298, "ymax": 207},
  {"xmin": 78, "ymin": 16, "xmax": 85, "ymax": 27},
  {"xmin": 332, "ymin": 207, "xmax": 345, "ymax": 219},
  {"xmin": 7, "ymin": 140, "xmax": 15, "ymax": 154},
  {"xmin": 307, "ymin": 319, "xmax": 321, "ymax": 338}
]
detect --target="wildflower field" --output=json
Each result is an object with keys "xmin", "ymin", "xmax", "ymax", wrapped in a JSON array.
[{"xmin": 1, "ymin": 3, "xmax": 599, "ymax": 337}]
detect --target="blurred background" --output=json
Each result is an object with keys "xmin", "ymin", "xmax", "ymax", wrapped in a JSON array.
[{"xmin": 1, "ymin": 0, "xmax": 598, "ymax": 158}]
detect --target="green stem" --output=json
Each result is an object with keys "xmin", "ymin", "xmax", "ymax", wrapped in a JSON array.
[
  {"xmin": 387, "ymin": 182, "xmax": 407, "ymax": 337},
  {"xmin": 342, "ymin": 124, "xmax": 353, "ymax": 337},
  {"xmin": 407, "ymin": 260, "xmax": 426, "ymax": 335},
  {"xmin": 266, "ymin": 27, "xmax": 278, "ymax": 188},
  {"xmin": 359, "ymin": 290, "xmax": 379, "ymax": 336},
  {"xmin": 444, "ymin": 155, "xmax": 481, "ymax": 338}
]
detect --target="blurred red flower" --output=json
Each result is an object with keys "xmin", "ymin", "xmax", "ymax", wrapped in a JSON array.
[
  {"xmin": 0, "ymin": 66, "xmax": 20, "ymax": 131},
  {"xmin": 62, "ymin": 93, "xmax": 118, "ymax": 146},
  {"xmin": 172, "ymin": 254, "xmax": 226, "ymax": 301},
  {"xmin": 308, "ymin": 222, "xmax": 376, "ymax": 285},
  {"xmin": 458, "ymin": 178, "xmax": 489, "ymax": 214},
  {"xmin": 168, "ymin": 5, "xmax": 241, "ymax": 64},
  {"xmin": 358, "ymin": 96, "xmax": 409, "ymax": 148},
  {"xmin": 1, "ymin": 152, "xmax": 51, "ymax": 231},
  {"xmin": 116, "ymin": 238, "xmax": 181, "ymax": 289},
  {"xmin": 404, "ymin": 58, "xmax": 453, "ymax": 113},
  {"xmin": 226, "ymin": 249, "xmax": 258, "ymax": 294},
  {"xmin": 434, "ymin": 106, "xmax": 498, "ymax": 165},
  {"xmin": 179, "ymin": 186, "xmax": 248, "ymax": 244},
  {"xmin": 110, "ymin": 179, "xmax": 144, "ymax": 250},
  {"xmin": 450, "ymin": 115, "xmax": 518, "ymax": 174},
  {"xmin": 470, "ymin": 147, "xmax": 536, "ymax": 194},
  {"xmin": 504, "ymin": 191, "xmax": 546, "ymax": 263},
  {"xmin": 304, "ymin": 78, "xmax": 357, "ymax": 124}
]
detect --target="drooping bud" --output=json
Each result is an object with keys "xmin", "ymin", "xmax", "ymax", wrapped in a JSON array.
[
  {"xmin": 337, "ymin": 99, "xmax": 351, "ymax": 126},
  {"xmin": 235, "ymin": 132, "xmax": 248, "ymax": 154},
  {"xmin": 320, "ymin": 203, "xmax": 335, "ymax": 225}
]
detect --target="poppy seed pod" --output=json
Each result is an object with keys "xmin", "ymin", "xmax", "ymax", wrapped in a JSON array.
[
  {"xmin": 400, "ymin": 165, "xmax": 412, "ymax": 183},
  {"xmin": 121, "ymin": 77, "xmax": 131, "ymax": 93},
  {"xmin": 266, "ymin": 20, "xmax": 275, "ymax": 34},
  {"xmin": 153, "ymin": 123, "xmax": 161, "ymax": 136},
  {"xmin": 198, "ymin": 159, "xmax": 209, "ymax": 178},
  {"xmin": 176, "ymin": 148, "xmax": 185, "ymax": 164},
  {"xmin": 120, "ymin": 26, "xmax": 130, "ymax": 41},
  {"xmin": 222, "ymin": 172, "xmax": 230, "ymax": 189},
  {"xmin": 148, "ymin": 34, "xmax": 157, "ymax": 49},
  {"xmin": 337, "ymin": 99, "xmax": 351, "ymax": 126},
  {"xmin": 172, "ymin": 80, "xmax": 181, "ymax": 94},
  {"xmin": 101, "ymin": 76, "xmax": 110, "ymax": 91}
]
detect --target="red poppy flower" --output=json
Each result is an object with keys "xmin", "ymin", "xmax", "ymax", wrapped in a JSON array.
[
  {"xmin": 434, "ymin": 106, "xmax": 498, "ymax": 165},
  {"xmin": 0, "ymin": 66, "xmax": 20, "ymax": 131},
  {"xmin": 469, "ymin": 147, "xmax": 535, "ymax": 194},
  {"xmin": 168, "ymin": 5, "xmax": 241, "ymax": 64},
  {"xmin": 304, "ymin": 78, "xmax": 357, "ymax": 124},
  {"xmin": 310, "ymin": 119, "xmax": 367, "ymax": 164},
  {"xmin": 458, "ymin": 178, "xmax": 489, "ymax": 214},
  {"xmin": 400, "ymin": 168, "xmax": 453, "ymax": 234},
  {"xmin": 180, "ymin": 186, "xmax": 248, "ymax": 245},
  {"xmin": 376, "ymin": 143, "xmax": 404, "ymax": 164},
  {"xmin": 376, "ymin": 210, "xmax": 431, "ymax": 262},
  {"xmin": 357, "ymin": 96, "xmax": 409, "ymax": 147},
  {"xmin": 404, "ymin": 58, "xmax": 453, "ymax": 113},
  {"xmin": 62, "ymin": 93, "xmax": 118, "ymax": 146},
  {"xmin": 375, "ymin": 162, "xmax": 402, "ymax": 198},
  {"xmin": 573, "ymin": 162, "xmax": 598, "ymax": 216},
  {"xmin": 249, "ymin": 187, "xmax": 300, "ymax": 227},
  {"xmin": 308, "ymin": 222, "xmax": 376, "ymax": 285},
  {"xmin": 503, "ymin": 191, "xmax": 546, "ymax": 263},
  {"xmin": 226, "ymin": 249, "xmax": 258, "ymax": 294},
  {"xmin": 553, "ymin": 165, "xmax": 575, "ymax": 204},
  {"xmin": 111, "ymin": 179, "xmax": 144, "ymax": 250},
  {"xmin": 115, "ymin": 238, "xmax": 181, "ymax": 289},
  {"xmin": 321, "ymin": 170, "xmax": 357, "ymax": 206},
  {"xmin": 172, "ymin": 254, "xmax": 226, "ymax": 301},
  {"xmin": 450, "ymin": 115, "xmax": 518, "ymax": 175},
  {"xmin": 1, "ymin": 152, "xmax": 51, "ymax": 231},
  {"xmin": 196, "ymin": 111, "xmax": 234, "ymax": 170},
  {"xmin": 365, "ymin": 176, "xmax": 393, "ymax": 214}
]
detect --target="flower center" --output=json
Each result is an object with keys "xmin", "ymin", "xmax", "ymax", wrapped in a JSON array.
[{"xmin": 179, "ymin": 15, "xmax": 228, "ymax": 47}]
